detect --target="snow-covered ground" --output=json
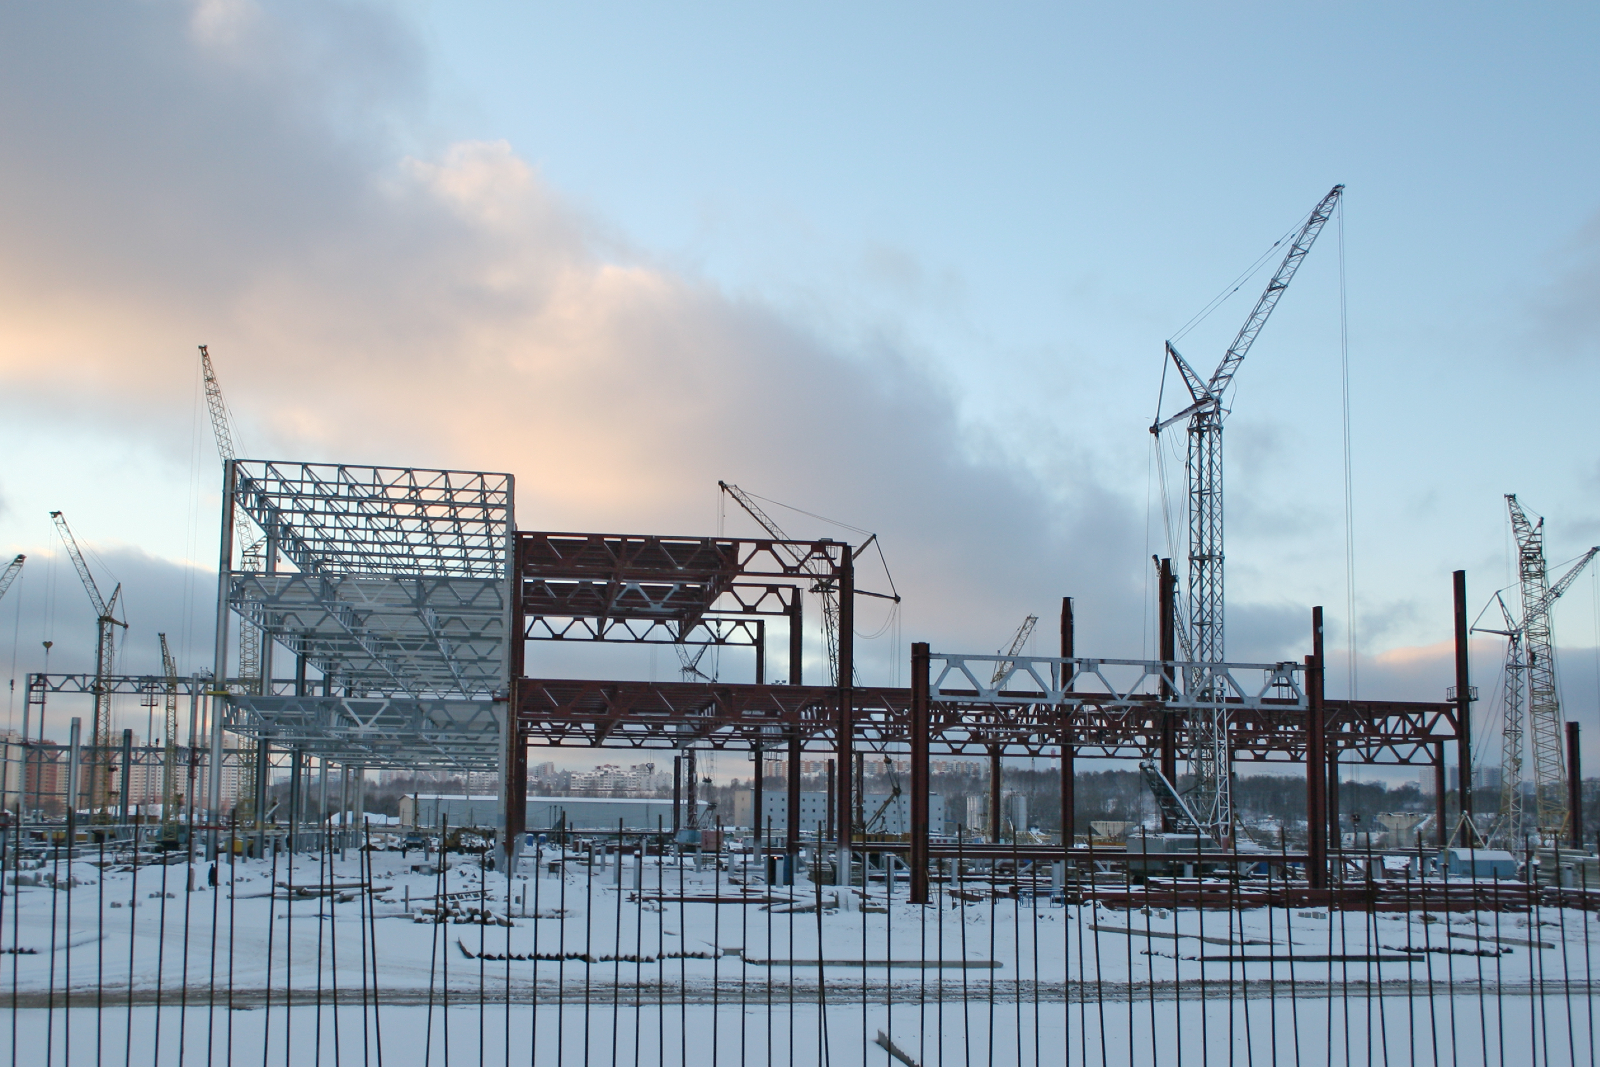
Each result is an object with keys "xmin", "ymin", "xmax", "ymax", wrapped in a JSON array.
[{"xmin": 3, "ymin": 846, "xmax": 1596, "ymax": 1065}]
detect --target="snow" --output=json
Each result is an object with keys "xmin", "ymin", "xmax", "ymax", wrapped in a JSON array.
[{"xmin": 2, "ymin": 846, "xmax": 1596, "ymax": 1065}]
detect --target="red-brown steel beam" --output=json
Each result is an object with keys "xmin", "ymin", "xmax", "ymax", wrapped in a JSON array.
[
  {"xmin": 1306, "ymin": 607, "xmax": 1327, "ymax": 889},
  {"xmin": 909, "ymin": 641, "xmax": 930, "ymax": 903}
]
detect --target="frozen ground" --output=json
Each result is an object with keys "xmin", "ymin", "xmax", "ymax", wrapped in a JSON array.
[{"xmin": 2, "ymin": 846, "xmax": 1596, "ymax": 1065}]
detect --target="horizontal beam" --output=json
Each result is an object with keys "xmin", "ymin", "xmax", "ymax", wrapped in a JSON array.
[{"xmin": 513, "ymin": 679, "xmax": 1456, "ymax": 762}]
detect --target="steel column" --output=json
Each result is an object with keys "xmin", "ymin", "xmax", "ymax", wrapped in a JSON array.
[
  {"xmin": 1453, "ymin": 569, "xmax": 1474, "ymax": 832},
  {"xmin": 835, "ymin": 552, "xmax": 853, "ymax": 881},
  {"xmin": 1434, "ymin": 742, "xmax": 1447, "ymax": 849},
  {"xmin": 786, "ymin": 733, "xmax": 800, "ymax": 862},
  {"xmin": 1060, "ymin": 597, "xmax": 1075, "ymax": 845},
  {"xmin": 1568, "ymin": 721, "xmax": 1582, "ymax": 849},
  {"xmin": 119, "ymin": 728, "xmax": 133, "ymax": 825},
  {"xmin": 1306, "ymin": 607, "xmax": 1327, "ymax": 889},
  {"xmin": 988, "ymin": 747, "xmax": 1002, "ymax": 842},
  {"xmin": 910, "ymin": 641, "xmax": 930, "ymax": 903},
  {"xmin": 1157, "ymin": 563, "xmax": 1178, "ymax": 828}
]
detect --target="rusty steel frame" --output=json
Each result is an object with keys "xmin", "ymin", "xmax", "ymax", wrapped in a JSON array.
[{"xmin": 511, "ymin": 676, "xmax": 1456, "ymax": 763}]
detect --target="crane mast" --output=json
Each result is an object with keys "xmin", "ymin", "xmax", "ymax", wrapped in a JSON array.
[
  {"xmin": 1151, "ymin": 184, "xmax": 1342, "ymax": 842},
  {"xmin": 1506, "ymin": 496, "xmax": 1595, "ymax": 842},
  {"xmin": 50, "ymin": 512, "xmax": 126, "ymax": 815}
]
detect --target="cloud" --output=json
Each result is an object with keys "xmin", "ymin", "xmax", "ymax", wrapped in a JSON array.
[{"xmin": 0, "ymin": 2, "xmax": 1149, "ymax": 686}]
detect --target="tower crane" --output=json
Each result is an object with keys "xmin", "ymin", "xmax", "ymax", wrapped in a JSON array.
[
  {"xmin": 159, "ymin": 633, "xmax": 182, "ymax": 835},
  {"xmin": 50, "ymin": 511, "xmax": 127, "ymax": 815},
  {"xmin": 1149, "ymin": 185, "xmax": 1342, "ymax": 842},
  {"xmin": 1475, "ymin": 496, "xmax": 1597, "ymax": 844},
  {"xmin": 0, "ymin": 554, "xmax": 24, "ymax": 603}
]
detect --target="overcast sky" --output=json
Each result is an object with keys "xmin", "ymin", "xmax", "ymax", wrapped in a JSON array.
[{"xmin": 1, "ymin": 2, "xmax": 1597, "ymax": 772}]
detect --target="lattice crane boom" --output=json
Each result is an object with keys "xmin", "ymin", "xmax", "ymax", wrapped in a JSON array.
[
  {"xmin": 718, "ymin": 480, "xmax": 844, "ymax": 686},
  {"xmin": 1147, "ymin": 184, "xmax": 1343, "ymax": 843},
  {"xmin": 991, "ymin": 614, "xmax": 1039, "ymax": 685},
  {"xmin": 50, "ymin": 511, "xmax": 126, "ymax": 815},
  {"xmin": 0, "ymin": 554, "xmax": 23, "ymax": 603},
  {"xmin": 159, "ymin": 633, "xmax": 182, "ymax": 828},
  {"xmin": 200, "ymin": 345, "xmax": 237, "ymax": 463}
]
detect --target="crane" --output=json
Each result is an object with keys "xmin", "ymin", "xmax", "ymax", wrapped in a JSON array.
[
  {"xmin": 1478, "ymin": 497, "xmax": 1597, "ymax": 844},
  {"xmin": 860, "ymin": 755, "xmax": 903, "ymax": 835},
  {"xmin": 200, "ymin": 345, "xmax": 263, "ymax": 822},
  {"xmin": 50, "ymin": 511, "xmax": 127, "ymax": 815},
  {"xmin": 159, "ymin": 633, "xmax": 182, "ymax": 835},
  {"xmin": 991, "ymin": 615, "xmax": 1038, "ymax": 686},
  {"xmin": 0, "ymin": 554, "xmax": 23, "ymax": 604},
  {"xmin": 1149, "ymin": 185, "xmax": 1342, "ymax": 842},
  {"xmin": 718, "ymin": 481, "xmax": 897, "ymax": 687}
]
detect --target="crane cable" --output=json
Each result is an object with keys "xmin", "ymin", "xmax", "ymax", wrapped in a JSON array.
[{"xmin": 1338, "ymin": 195, "xmax": 1359, "ymax": 700}]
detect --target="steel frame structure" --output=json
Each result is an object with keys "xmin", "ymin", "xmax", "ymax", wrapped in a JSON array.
[
  {"xmin": 511, "ymin": 661, "xmax": 1454, "ymax": 764},
  {"xmin": 515, "ymin": 532, "xmax": 836, "ymax": 671},
  {"xmin": 217, "ymin": 461, "xmax": 513, "ymax": 771}
]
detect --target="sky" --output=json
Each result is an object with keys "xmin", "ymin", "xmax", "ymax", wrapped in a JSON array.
[{"xmin": 1, "ymin": 2, "xmax": 1598, "ymax": 774}]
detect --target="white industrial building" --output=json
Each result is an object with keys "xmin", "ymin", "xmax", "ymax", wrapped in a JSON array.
[
  {"xmin": 399, "ymin": 794, "xmax": 703, "ymax": 831},
  {"xmin": 736, "ymin": 790, "xmax": 945, "ymax": 835}
]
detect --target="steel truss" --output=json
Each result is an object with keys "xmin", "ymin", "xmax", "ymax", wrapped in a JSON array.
[
  {"xmin": 222, "ymin": 461, "xmax": 512, "ymax": 769},
  {"xmin": 516, "ymin": 533, "xmax": 833, "ymax": 655},
  {"xmin": 512, "ymin": 654, "xmax": 1456, "ymax": 764}
]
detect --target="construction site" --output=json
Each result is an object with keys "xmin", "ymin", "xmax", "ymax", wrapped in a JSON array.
[{"xmin": 2, "ymin": 186, "xmax": 1596, "ymax": 1067}]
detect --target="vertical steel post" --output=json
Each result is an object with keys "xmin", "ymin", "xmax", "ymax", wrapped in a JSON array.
[
  {"xmin": 1060, "ymin": 597, "xmax": 1075, "ymax": 847},
  {"xmin": 208, "ymin": 460, "xmax": 236, "ymax": 855},
  {"xmin": 500, "ymin": 520, "xmax": 526, "ymax": 876},
  {"xmin": 752, "ymin": 742, "xmax": 763, "ymax": 861},
  {"xmin": 1567, "ymin": 722, "xmax": 1582, "ymax": 849},
  {"xmin": 789, "ymin": 597, "xmax": 803, "ymax": 687},
  {"xmin": 1306, "ymin": 607, "xmax": 1327, "ymax": 889},
  {"xmin": 835, "ymin": 550, "xmax": 854, "ymax": 883},
  {"xmin": 1157, "ymin": 564, "xmax": 1178, "ymax": 827},
  {"xmin": 672, "ymin": 756, "xmax": 681, "ymax": 836},
  {"xmin": 910, "ymin": 642, "xmax": 930, "ymax": 904},
  {"xmin": 288, "ymin": 748, "xmax": 302, "ymax": 853},
  {"xmin": 119, "ymin": 728, "xmax": 133, "ymax": 825},
  {"xmin": 1434, "ymin": 742, "xmax": 1447, "ymax": 849},
  {"xmin": 66, "ymin": 718, "xmax": 81, "ymax": 840},
  {"xmin": 755, "ymin": 620, "xmax": 765, "ymax": 685},
  {"xmin": 825, "ymin": 759, "xmax": 835, "ymax": 846},
  {"xmin": 988, "ymin": 747, "xmax": 1002, "ymax": 843},
  {"xmin": 786, "ymin": 734, "xmax": 801, "ymax": 867},
  {"xmin": 1453, "ymin": 569, "xmax": 1474, "ymax": 830}
]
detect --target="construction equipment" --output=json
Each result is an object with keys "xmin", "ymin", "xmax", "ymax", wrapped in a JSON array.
[
  {"xmin": 991, "ymin": 615, "xmax": 1038, "ymax": 686},
  {"xmin": 1475, "ymin": 497, "xmax": 1597, "ymax": 845},
  {"xmin": 1138, "ymin": 760, "xmax": 1213, "ymax": 845},
  {"xmin": 158, "ymin": 633, "xmax": 182, "ymax": 837},
  {"xmin": 1149, "ymin": 185, "xmax": 1343, "ymax": 842},
  {"xmin": 50, "ymin": 511, "xmax": 127, "ymax": 816},
  {"xmin": 0, "ymin": 554, "xmax": 23, "ymax": 604},
  {"xmin": 200, "ymin": 345, "xmax": 262, "ymax": 822},
  {"xmin": 718, "ymin": 481, "xmax": 898, "ymax": 687},
  {"xmin": 861, "ymin": 756, "xmax": 903, "ymax": 835}
]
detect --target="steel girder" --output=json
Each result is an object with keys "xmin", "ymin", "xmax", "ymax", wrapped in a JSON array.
[
  {"xmin": 512, "ymin": 676, "xmax": 1456, "ymax": 763},
  {"xmin": 228, "ymin": 694, "xmax": 503, "ymax": 770},
  {"xmin": 516, "ymin": 533, "xmax": 832, "ymax": 646}
]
